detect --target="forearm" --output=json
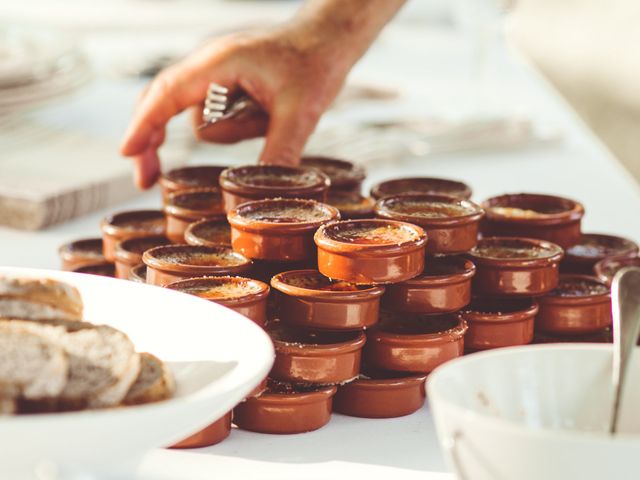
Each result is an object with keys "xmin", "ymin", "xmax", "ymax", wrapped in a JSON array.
[{"xmin": 287, "ymin": 0, "xmax": 406, "ymax": 69}]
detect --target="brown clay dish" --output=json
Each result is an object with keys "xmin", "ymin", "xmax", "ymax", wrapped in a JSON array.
[
  {"xmin": 233, "ymin": 380, "xmax": 337, "ymax": 434},
  {"xmin": 72, "ymin": 262, "xmax": 116, "ymax": 277},
  {"xmin": 314, "ymin": 219, "xmax": 427, "ymax": 285},
  {"xmin": 364, "ymin": 311, "xmax": 467, "ymax": 373},
  {"xmin": 461, "ymin": 297, "xmax": 538, "ymax": 351},
  {"xmin": 58, "ymin": 238, "xmax": 105, "ymax": 271},
  {"xmin": 375, "ymin": 193, "xmax": 483, "ymax": 254},
  {"xmin": 159, "ymin": 165, "xmax": 227, "ymax": 203},
  {"xmin": 184, "ymin": 218, "xmax": 231, "ymax": 247},
  {"xmin": 301, "ymin": 156, "xmax": 365, "ymax": 192},
  {"xmin": 129, "ymin": 263, "xmax": 147, "ymax": 283},
  {"xmin": 384, "ymin": 256, "xmax": 475, "ymax": 313},
  {"xmin": 219, "ymin": 165, "xmax": 331, "ymax": 212},
  {"xmin": 561, "ymin": 233, "xmax": 638, "ymax": 275},
  {"xmin": 100, "ymin": 210, "xmax": 166, "ymax": 262},
  {"xmin": 267, "ymin": 322, "xmax": 366, "ymax": 384},
  {"xmin": 271, "ymin": 269, "xmax": 385, "ymax": 330},
  {"xmin": 228, "ymin": 198, "xmax": 339, "ymax": 262},
  {"xmin": 114, "ymin": 235, "xmax": 169, "ymax": 280},
  {"xmin": 375, "ymin": 194, "xmax": 484, "ymax": 255},
  {"xmin": 467, "ymin": 237, "xmax": 564, "ymax": 296},
  {"xmin": 594, "ymin": 255, "xmax": 640, "ymax": 286},
  {"xmin": 327, "ymin": 191, "xmax": 376, "ymax": 219},
  {"xmin": 164, "ymin": 188, "xmax": 226, "ymax": 243},
  {"xmin": 370, "ymin": 177, "xmax": 472, "ymax": 200},
  {"xmin": 536, "ymin": 274, "xmax": 611, "ymax": 335},
  {"xmin": 481, "ymin": 193, "xmax": 584, "ymax": 248},
  {"xmin": 333, "ymin": 368, "xmax": 427, "ymax": 418},
  {"xmin": 169, "ymin": 411, "xmax": 232, "ymax": 448},
  {"xmin": 166, "ymin": 276, "xmax": 270, "ymax": 327},
  {"xmin": 142, "ymin": 244, "xmax": 252, "ymax": 286}
]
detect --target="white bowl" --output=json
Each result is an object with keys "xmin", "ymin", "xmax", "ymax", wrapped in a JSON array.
[
  {"xmin": 0, "ymin": 267, "xmax": 274, "ymax": 479},
  {"xmin": 427, "ymin": 344, "xmax": 640, "ymax": 480}
]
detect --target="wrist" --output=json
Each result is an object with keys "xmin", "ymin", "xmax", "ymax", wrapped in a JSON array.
[{"xmin": 288, "ymin": 0, "xmax": 405, "ymax": 66}]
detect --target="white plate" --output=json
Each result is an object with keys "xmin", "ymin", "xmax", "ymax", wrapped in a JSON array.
[
  {"xmin": 0, "ymin": 267, "xmax": 274, "ymax": 479},
  {"xmin": 427, "ymin": 344, "xmax": 640, "ymax": 480}
]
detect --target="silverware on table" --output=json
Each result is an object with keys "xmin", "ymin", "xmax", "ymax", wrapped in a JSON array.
[
  {"xmin": 199, "ymin": 82, "xmax": 260, "ymax": 129},
  {"xmin": 610, "ymin": 266, "xmax": 640, "ymax": 434}
]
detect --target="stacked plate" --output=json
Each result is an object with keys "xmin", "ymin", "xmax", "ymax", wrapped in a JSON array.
[{"xmin": 0, "ymin": 27, "xmax": 91, "ymax": 113}]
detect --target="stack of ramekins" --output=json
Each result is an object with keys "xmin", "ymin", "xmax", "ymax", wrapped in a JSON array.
[{"xmin": 56, "ymin": 157, "xmax": 638, "ymax": 445}]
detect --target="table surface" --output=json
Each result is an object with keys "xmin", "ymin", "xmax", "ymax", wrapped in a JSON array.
[{"xmin": 2, "ymin": 10, "xmax": 639, "ymax": 480}]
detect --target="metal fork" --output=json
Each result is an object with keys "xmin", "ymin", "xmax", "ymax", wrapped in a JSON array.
[{"xmin": 199, "ymin": 82, "xmax": 259, "ymax": 129}]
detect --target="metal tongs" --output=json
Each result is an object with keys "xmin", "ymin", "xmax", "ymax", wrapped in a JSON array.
[
  {"xmin": 198, "ymin": 82, "xmax": 260, "ymax": 130},
  {"xmin": 610, "ymin": 266, "xmax": 640, "ymax": 434}
]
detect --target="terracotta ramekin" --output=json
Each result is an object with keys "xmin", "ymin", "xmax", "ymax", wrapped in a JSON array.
[
  {"xmin": 169, "ymin": 411, "xmax": 232, "ymax": 448},
  {"xmin": 536, "ymin": 274, "xmax": 611, "ymax": 335},
  {"xmin": 461, "ymin": 297, "xmax": 538, "ymax": 351},
  {"xmin": 58, "ymin": 238, "xmax": 105, "ymax": 271},
  {"xmin": 100, "ymin": 210, "xmax": 166, "ymax": 262},
  {"xmin": 142, "ymin": 244, "xmax": 252, "ymax": 286},
  {"xmin": 166, "ymin": 276, "xmax": 270, "ymax": 327},
  {"xmin": 267, "ymin": 322, "xmax": 366, "ymax": 384},
  {"xmin": 327, "ymin": 191, "xmax": 376, "ymax": 219},
  {"xmin": 375, "ymin": 193, "xmax": 484, "ymax": 254},
  {"xmin": 364, "ymin": 311, "xmax": 467, "ymax": 373},
  {"xmin": 561, "ymin": 233, "xmax": 638, "ymax": 275},
  {"xmin": 219, "ymin": 165, "xmax": 331, "ymax": 212},
  {"xmin": 233, "ymin": 381, "xmax": 337, "ymax": 434},
  {"xmin": 271, "ymin": 269, "xmax": 385, "ymax": 330},
  {"xmin": 129, "ymin": 263, "xmax": 147, "ymax": 283},
  {"xmin": 594, "ymin": 255, "xmax": 640, "ymax": 286},
  {"xmin": 159, "ymin": 165, "xmax": 227, "ymax": 203},
  {"xmin": 164, "ymin": 188, "xmax": 226, "ymax": 243},
  {"xmin": 383, "ymin": 256, "xmax": 475, "ymax": 313},
  {"xmin": 370, "ymin": 177, "xmax": 472, "ymax": 200},
  {"xmin": 228, "ymin": 198, "xmax": 339, "ymax": 262},
  {"xmin": 301, "ymin": 156, "xmax": 365, "ymax": 193},
  {"xmin": 184, "ymin": 218, "xmax": 231, "ymax": 248},
  {"xmin": 467, "ymin": 237, "xmax": 564, "ymax": 296},
  {"xmin": 332, "ymin": 368, "xmax": 427, "ymax": 418},
  {"xmin": 72, "ymin": 262, "xmax": 116, "ymax": 277},
  {"xmin": 114, "ymin": 235, "xmax": 169, "ymax": 280},
  {"xmin": 481, "ymin": 193, "xmax": 585, "ymax": 249},
  {"xmin": 314, "ymin": 219, "xmax": 427, "ymax": 285}
]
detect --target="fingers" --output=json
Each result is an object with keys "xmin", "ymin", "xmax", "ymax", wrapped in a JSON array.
[
  {"xmin": 258, "ymin": 97, "xmax": 321, "ymax": 166},
  {"xmin": 192, "ymin": 106, "xmax": 269, "ymax": 144},
  {"xmin": 120, "ymin": 66, "xmax": 208, "ymax": 157},
  {"xmin": 121, "ymin": 47, "xmax": 239, "ymax": 189},
  {"xmin": 132, "ymin": 128, "xmax": 165, "ymax": 189}
]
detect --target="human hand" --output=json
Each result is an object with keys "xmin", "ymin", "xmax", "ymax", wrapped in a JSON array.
[
  {"xmin": 120, "ymin": 0, "xmax": 405, "ymax": 189},
  {"xmin": 120, "ymin": 26, "xmax": 352, "ymax": 188}
]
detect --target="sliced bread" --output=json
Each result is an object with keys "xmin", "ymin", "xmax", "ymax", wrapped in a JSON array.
[
  {"xmin": 57, "ymin": 323, "xmax": 140, "ymax": 409},
  {"xmin": 0, "ymin": 321, "xmax": 68, "ymax": 401},
  {"xmin": 4, "ymin": 318, "xmax": 141, "ymax": 410},
  {"xmin": 123, "ymin": 353, "xmax": 175, "ymax": 406},
  {"xmin": 0, "ymin": 276, "xmax": 83, "ymax": 321}
]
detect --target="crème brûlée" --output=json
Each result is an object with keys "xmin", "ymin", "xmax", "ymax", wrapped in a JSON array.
[
  {"xmin": 327, "ymin": 223, "xmax": 420, "ymax": 245},
  {"xmin": 279, "ymin": 270, "xmax": 365, "ymax": 292},
  {"xmin": 174, "ymin": 279, "xmax": 264, "ymax": 300},
  {"xmin": 382, "ymin": 199, "xmax": 475, "ymax": 219}
]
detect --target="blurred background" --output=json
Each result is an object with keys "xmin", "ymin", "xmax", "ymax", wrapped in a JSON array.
[{"xmin": 0, "ymin": 0, "xmax": 637, "ymax": 230}]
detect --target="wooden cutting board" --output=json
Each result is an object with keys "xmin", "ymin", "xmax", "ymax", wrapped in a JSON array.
[{"xmin": 0, "ymin": 117, "xmax": 190, "ymax": 230}]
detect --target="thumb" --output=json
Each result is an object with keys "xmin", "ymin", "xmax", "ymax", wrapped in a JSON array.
[{"xmin": 258, "ymin": 97, "xmax": 321, "ymax": 166}]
